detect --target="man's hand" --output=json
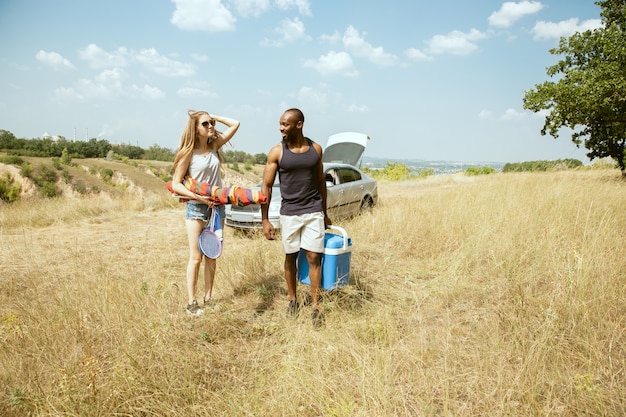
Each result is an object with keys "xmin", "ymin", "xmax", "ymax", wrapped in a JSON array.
[
  {"xmin": 262, "ymin": 219, "xmax": 276, "ymax": 240},
  {"xmin": 324, "ymin": 214, "xmax": 332, "ymax": 229}
]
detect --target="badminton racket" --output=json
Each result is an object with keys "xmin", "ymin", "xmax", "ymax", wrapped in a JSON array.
[{"xmin": 198, "ymin": 209, "xmax": 223, "ymax": 259}]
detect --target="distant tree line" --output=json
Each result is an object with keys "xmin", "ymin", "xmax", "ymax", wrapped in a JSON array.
[
  {"xmin": 0, "ymin": 129, "xmax": 267, "ymax": 164},
  {"xmin": 502, "ymin": 159, "xmax": 583, "ymax": 172},
  {"xmin": 222, "ymin": 150, "xmax": 267, "ymax": 165}
]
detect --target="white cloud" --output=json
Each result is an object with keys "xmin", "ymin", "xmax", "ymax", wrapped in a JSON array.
[
  {"xmin": 303, "ymin": 51, "xmax": 359, "ymax": 77},
  {"xmin": 274, "ymin": 0, "xmax": 311, "ymax": 16},
  {"xmin": 191, "ymin": 53, "xmax": 209, "ymax": 62},
  {"xmin": 79, "ymin": 44, "xmax": 196, "ymax": 77},
  {"xmin": 53, "ymin": 68, "xmax": 165, "ymax": 102},
  {"xmin": 170, "ymin": 0, "xmax": 236, "ymax": 32},
  {"xmin": 230, "ymin": 0, "xmax": 270, "ymax": 17},
  {"xmin": 261, "ymin": 17, "xmax": 310, "ymax": 46},
  {"xmin": 478, "ymin": 109, "xmax": 493, "ymax": 119},
  {"xmin": 345, "ymin": 103, "xmax": 369, "ymax": 113},
  {"xmin": 293, "ymin": 85, "xmax": 344, "ymax": 114},
  {"xmin": 405, "ymin": 48, "xmax": 432, "ymax": 62},
  {"xmin": 134, "ymin": 48, "xmax": 196, "ymax": 77},
  {"xmin": 532, "ymin": 18, "xmax": 603, "ymax": 40},
  {"xmin": 130, "ymin": 84, "xmax": 166, "ymax": 100},
  {"xmin": 320, "ymin": 31, "xmax": 341, "ymax": 44},
  {"xmin": 488, "ymin": 1, "xmax": 544, "ymax": 28},
  {"xmin": 177, "ymin": 86, "xmax": 218, "ymax": 98},
  {"xmin": 79, "ymin": 44, "xmax": 129, "ymax": 69},
  {"xmin": 501, "ymin": 108, "xmax": 527, "ymax": 120},
  {"xmin": 342, "ymin": 26, "xmax": 398, "ymax": 67},
  {"xmin": 426, "ymin": 29, "xmax": 487, "ymax": 56},
  {"xmin": 296, "ymin": 85, "xmax": 332, "ymax": 108},
  {"xmin": 95, "ymin": 68, "xmax": 124, "ymax": 85},
  {"xmin": 35, "ymin": 50, "xmax": 75, "ymax": 71},
  {"xmin": 479, "ymin": 108, "xmax": 538, "ymax": 120}
]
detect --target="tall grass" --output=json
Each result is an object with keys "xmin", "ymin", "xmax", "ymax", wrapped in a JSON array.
[{"xmin": 0, "ymin": 170, "xmax": 624, "ymax": 416}]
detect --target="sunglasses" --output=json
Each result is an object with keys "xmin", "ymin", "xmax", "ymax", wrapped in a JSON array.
[{"xmin": 201, "ymin": 120, "xmax": 215, "ymax": 127}]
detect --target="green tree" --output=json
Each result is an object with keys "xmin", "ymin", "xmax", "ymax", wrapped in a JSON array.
[
  {"xmin": 523, "ymin": 0, "xmax": 626, "ymax": 176},
  {"xmin": 0, "ymin": 130, "xmax": 18, "ymax": 150},
  {"xmin": 60, "ymin": 147, "xmax": 72, "ymax": 165},
  {"xmin": 143, "ymin": 144, "xmax": 175, "ymax": 161},
  {"xmin": 254, "ymin": 153, "xmax": 268, "ymax": 164}
]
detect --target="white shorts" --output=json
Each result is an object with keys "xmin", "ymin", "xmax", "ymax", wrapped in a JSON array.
[{"xmin": 280, "ymin": 212, "xmax": 325, "ymax": 254}]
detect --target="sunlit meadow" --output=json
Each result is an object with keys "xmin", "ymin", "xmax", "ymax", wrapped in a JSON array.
[{"xmin": 1, "ymin": 169, "xmax": 624, "ymax": 416}]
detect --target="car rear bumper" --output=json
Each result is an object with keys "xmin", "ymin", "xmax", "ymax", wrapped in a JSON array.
[{"xmin": 225, "ymin": 212, "xmax": 280, "ymax": 230}]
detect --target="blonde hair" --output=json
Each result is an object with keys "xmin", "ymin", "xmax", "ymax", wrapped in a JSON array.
[{"xmin": 173, "ymin": 110, "xmax": 224, "ymax": 174}]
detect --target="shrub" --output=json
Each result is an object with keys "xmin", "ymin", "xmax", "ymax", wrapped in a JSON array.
[
  {"xmin": 415, "ymin": 168, "xmax": 435, "ymax": 178},
  {"xmin": 99, "ymin": 168, "xmax": 114, "ymax": 181},
  {"xmin": 365, "ymin": 162, "xmax": 413, "ymax": 181},
  {"xmin": 60, "ymin": 148, "xmax": 72, "ymax": 165},
  {"xmin": 51, "ymin": 157, "xmax": 62, "ymax": 170},
  {"xmin": 61, "ymin": 169, "xmax": 72, "ymax": 183},
  {"xmin": 0, "ymin": 173, "xmax": 21, "ymax": 202},
  {"xmin": 502, "ymin": 159, "xmax": 583, "ymax": 172},
  {"xmin": 465, "ymin": 166, "xmax": 496, "ymax": 176},
  {"xmin": 0, "ymin": 155, "xmax": 25, "ymax": 166},
  {"xmin": 39, "ymin": 181, "xmax": 59, "ymax": 198},
  {"xmin": 20, "ymin": 164, "xmax": 33, "ymax": 178},
  {"xmin": 31, "ymin": 166, "xmax": 58, "ymax": 187}
]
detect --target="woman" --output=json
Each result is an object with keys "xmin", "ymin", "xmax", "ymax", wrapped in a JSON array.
[{"xmin": 171, "ymin": 110, "xmax": 240, "ymax": 315}]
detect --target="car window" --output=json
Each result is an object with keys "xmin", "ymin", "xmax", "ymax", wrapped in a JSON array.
[
  {"xmin": 325, "ymin": 168, "xmax": 340, "ymax": 185},
  {"xmin": 339, "ymin": 168, "xmax": 360, "ymax": 183}
]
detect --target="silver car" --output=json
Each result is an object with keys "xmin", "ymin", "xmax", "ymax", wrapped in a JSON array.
[{"xmin": 225, "ymin": 132, "xmax": 378, "ymax": 231}]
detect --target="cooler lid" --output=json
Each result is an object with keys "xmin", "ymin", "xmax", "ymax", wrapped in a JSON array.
[{"xmin": 325, "ymin": 233, "xmax": 352, "ymax": 249}]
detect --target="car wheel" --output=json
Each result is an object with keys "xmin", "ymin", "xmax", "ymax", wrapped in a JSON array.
[{"xmin": 360, "ymin": 196, "xmax": 374, "ymax": 213}]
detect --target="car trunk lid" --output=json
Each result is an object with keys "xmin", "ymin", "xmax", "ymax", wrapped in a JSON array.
[{"xmin": 322, "ymin": 132, "xmax": 370, "ymax": 167}]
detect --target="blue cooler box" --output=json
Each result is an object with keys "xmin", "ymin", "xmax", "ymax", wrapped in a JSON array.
[{"xmin": 297, "ymin": 226, "xmax": 352, "ymax": 290}]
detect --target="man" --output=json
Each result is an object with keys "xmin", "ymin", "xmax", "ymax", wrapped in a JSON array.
[{"xmin": 261, "ymin": 108, "xmax": 331, "ymax": 327}]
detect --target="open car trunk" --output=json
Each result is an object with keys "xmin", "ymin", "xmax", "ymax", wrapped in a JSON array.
[{"xmin": 322, "ymin": 132, "xmax": 370, "ymax": 167}]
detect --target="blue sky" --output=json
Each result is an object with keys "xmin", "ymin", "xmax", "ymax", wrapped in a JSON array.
[{"xmin": 0, "ymin": 0, "xmax": 604, "ymax": 163}]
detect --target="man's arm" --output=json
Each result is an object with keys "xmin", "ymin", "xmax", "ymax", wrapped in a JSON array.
[
  {"xmin": 261, "ymin": 144, "xmax": 280, "ymax": 240},
  {"xmin": 313, "ymin": 142, "xmax": 331, "ymax": 228}
]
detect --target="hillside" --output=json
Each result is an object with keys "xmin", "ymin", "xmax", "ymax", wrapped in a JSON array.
[{"xmin": 0, "ymin": 156, "xmax": 264, "ymax": 201}]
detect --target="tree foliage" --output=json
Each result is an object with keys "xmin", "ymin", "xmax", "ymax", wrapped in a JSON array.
[
  {"xmin": 523, "ymin": 0, "xmax": 626, "ymax": 176},
  {"xmin": 0, "ymin": 129, "xmax": 265, "ymax": 165},
  {"xmin": 502, "ymin": 159, "xmax": 583, "ymax": 173}
]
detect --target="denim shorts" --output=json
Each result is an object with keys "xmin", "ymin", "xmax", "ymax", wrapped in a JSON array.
[{"xmin": 185, "ymin": 202, "xmax": 225, "ymax": 222}]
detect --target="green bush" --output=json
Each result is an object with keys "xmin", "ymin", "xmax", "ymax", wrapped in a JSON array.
[
  {"xmin": 502, "ymin": 159, "xmax": 583, "ymax": 172},
  {"xmin": 415, "ymin": 168, "xmax": 435, "ymax": 178},
  {"xmin": 465, "ymin": 166, "xmax": 496, "ymax": 176},
  {"xmin": 60, "ymin": 148, "xmax": 72, "ymax": 165},
  {"xmin": 39, "ymin": 181, "xmax": 59, "ymax": 198},
  {"xmin": 20, "ymin": 164, "xmax": 33, "ymax": 178},
  {"xmin": 32, "ymin": 166, "xmax": 58, "ymax": 187},
  {"xmin": 99, "ymin": 168, "xmax": 114, "ymax": 181},
  {"xmin": 0, "ymin": 173, "xmax": 21, "ymax": 202},
  {"xmin": 364, "ymin": 162, "xmax": 413, "ymax": 181},
  {"xmin": 51, "ymin": 157, "xmax": 62, "ymax": 170},
  {"xmin": 0, "ymin": 155, "xmax": 25, "ymax": 166}
]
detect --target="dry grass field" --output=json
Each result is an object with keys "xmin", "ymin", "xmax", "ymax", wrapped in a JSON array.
[{"xmin": 0, "ymin": 167, "xmax": 624, "ymax": 416}]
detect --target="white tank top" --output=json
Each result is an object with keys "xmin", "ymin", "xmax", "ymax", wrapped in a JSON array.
[{"xmin": 188, "ymin": 150, "xmax": 222, "ymax": 189}]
